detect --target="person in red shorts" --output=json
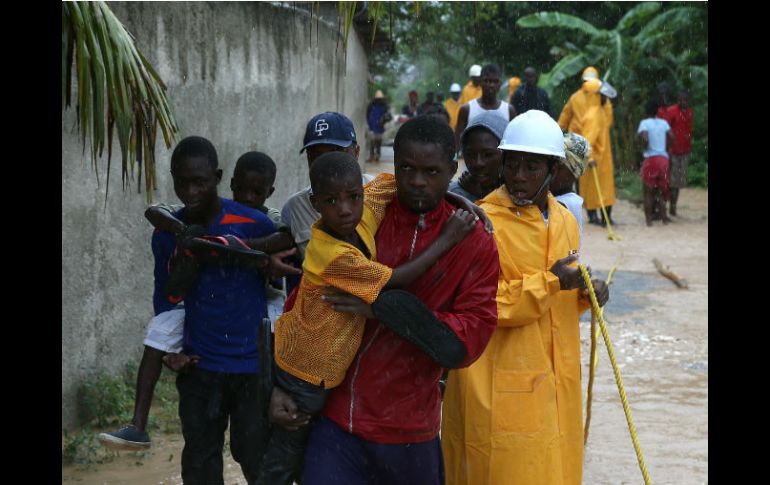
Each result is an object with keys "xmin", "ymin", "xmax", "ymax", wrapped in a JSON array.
[{"xmin": 637, "ymin": 99, "xmax": 674, "ymax": 226}]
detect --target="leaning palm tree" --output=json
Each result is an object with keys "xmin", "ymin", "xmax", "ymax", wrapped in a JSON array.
[{"xmin": 62, "ymin": 1, "xmax": 179, "ymax": 203}]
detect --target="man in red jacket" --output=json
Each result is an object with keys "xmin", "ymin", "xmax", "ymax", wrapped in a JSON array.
[
  {"xmin": 666, "ymin": 89, "xmax": 693, "ymax": 216},
  {"xmin": 269, "ymin": 116, "xmax": 500, "ymax": 484}
]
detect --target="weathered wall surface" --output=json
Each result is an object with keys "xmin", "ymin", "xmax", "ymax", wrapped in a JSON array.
[{"xmin": 62, "ymin": 1, "xmax": 369, "ymax": 428}]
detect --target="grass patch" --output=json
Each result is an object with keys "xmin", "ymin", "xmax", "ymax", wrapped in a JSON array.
[
  {"xmin": 63, "ymin": 360, "xmax": 181, "ymax": 466},
  {"xmin": 614, "ymin": 169, "xmax": 644, "ymax": 206},
  {"xmin": 687, "ymin": 161, "xmax": 708, "ymax": 188},
  {"xmin": 76, "ymin": 369, "xmax": 134, "ymax": 428},
  {"xmin": 62, "ymin": 428, "xmax": 102, "ymax": 466}
]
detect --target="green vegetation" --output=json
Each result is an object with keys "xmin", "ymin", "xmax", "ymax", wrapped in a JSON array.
[
  {"xmin": 62, "ymin": 1, "xmax": 179, "ymax": 202},
  {"xmin": 614, "ymin": 169, "xmax": 644, "ymax": 206},
  {"xmin": 62, "ymin": 361, "xmax": 179, "ymax": 466},
  {"xmin": 366, "ymin": 2, "xmax": 707, "ymax": 187}
]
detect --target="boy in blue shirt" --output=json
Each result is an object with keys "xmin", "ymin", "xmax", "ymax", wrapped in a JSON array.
[
  {"xmin": 99, "ymin": 149, "xmax": 298, "ymax": 460},
  {"xmin": 101, "ymin": 137, "xmax": 282, "ymax": 484}
]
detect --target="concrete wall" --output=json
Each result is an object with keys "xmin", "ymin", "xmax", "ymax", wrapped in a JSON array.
[{"xmin": 62, "ymin": 1, "xmax": 369, "ymax": 428}]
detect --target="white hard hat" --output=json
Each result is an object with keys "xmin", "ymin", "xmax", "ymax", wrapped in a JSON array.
[
  {"xmin": 450, "ymin": 83, "xmax": 462, "ymax": 92},
  {"xmin": 498, "ymin": 110, "xmax": 565, "ymax": 158},
  {"xmin": 469, "ymin": 64, "xmax": 482, "ymax": 77},
  {"xmin": 582, "ymin": 66, "xmax": 599, "ymax": 81}
]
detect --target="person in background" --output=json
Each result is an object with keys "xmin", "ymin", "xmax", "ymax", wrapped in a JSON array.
[
  {"xmin": 457, "ymin": 64, "xmax": 483, "ymax": 107},
  {"xmin": 511, "ymin": 66, "xmax": 551, "ymax": 117},
  {"xmin": 637, "ymin": 99, "xmax": 674, "ymax": 226},
  {"xmin": 558, "ymin": 66, "xmax": 616, "ymax": 226},
  {"xmin": 366, "ymin": 90, "xmax": 391, "ymax": 163},
  {"xmin": 665, "ymin": 89, "xmax": 693, "ymax": 216},
  {"xmin": 444, "ymin": 83, "xmax": 463, "ymax": 130},
  {"xmin": 402, "ymin": 90, "xmax": 419, "ymax": 118}
]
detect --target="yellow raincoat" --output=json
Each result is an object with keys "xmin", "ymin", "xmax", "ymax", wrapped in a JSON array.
[
  {"xmin": 442, "ymin": 188, "xmax": 590, "ymax": 485},
  {"xmin": 507, "ymin": 76, "xmax": 522, "ymax": 102},
  {"xmin": 558, "ymin": 85, "xmax": 616, "ymax": 210},
  {"xmin": 458, "ymin": 80, "xmax": 482, "ymax": 107},
  {"xmin": 445, "ymin": 98, "xmax": 462, "ymax": 130}
]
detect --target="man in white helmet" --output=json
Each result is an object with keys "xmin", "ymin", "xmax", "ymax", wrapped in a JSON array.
[
  {"xmin": 457, "ymin": 64, "xmax": 483, "ymax": 107},
  {"xmin": 444, "ymin": 82, "xmax": 463, "ymax": 130},
  {"xmin": 441, "ymin": 110, "xmax": 609, "ymax": 485}
]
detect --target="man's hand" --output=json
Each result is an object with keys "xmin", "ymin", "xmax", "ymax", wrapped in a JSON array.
[
  {"xmin": 549, "ymin": 254, "xmax": 588, "ymax": 291},
  {"xmin": 582, "ymin": 278, "xmax": 610, "ymax": 307},
  {"xmin": 266, "ymin": 248, "xmax": 302, "ymax": 279},
  {"xmin": 458, "ymin": 170, "xmax": 475, "ymax": 188},
  {"xmin": 162, "ymin": 352, "xmax": 201, "ymax": 373},
  {"xmin": 269, "ymin": 386, "xmax": 311, "ymax": 431},
  {"xmin": 587, "ymin": 159, "xmax": 598, "ymax": 169},
  {"xmin": 444, "ymin": 192, "xmax": 494, "ymax": 233},
  {"xmin": 440, "ymin": 209, "xmax": 477, "ymax": 245},
  {"xmin": 321, "ymin": 288, "xmax": 375, "ymax": 319}
]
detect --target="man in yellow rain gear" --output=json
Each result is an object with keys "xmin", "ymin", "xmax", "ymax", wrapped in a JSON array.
[
  {"xmin": 458, "ymin": 64, "xmax": 483, "ymax": 107},
  {"xmin": 558, "ymin": 66, "xmax": 616, "ymax": 226},
  {"xmin": 445, "ymin": 83, "xmax": 463, "ymax": 130},
  {"xmin": 507, "ymin": 71, "xmax": 521, "ymax": 104},
  {"xmin": 441, "ymin": 110, "xmax": 610, "ymax": 485}
]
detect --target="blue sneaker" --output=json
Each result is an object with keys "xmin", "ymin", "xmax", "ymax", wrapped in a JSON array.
[{"xmin": 97, "ymin": 425, "xmax": 151, "ymax": 451}]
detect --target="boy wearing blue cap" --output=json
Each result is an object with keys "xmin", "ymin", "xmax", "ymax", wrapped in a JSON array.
[{"xmin": 282, "ymin": 112, "xmax": 373, "ymax": 260}]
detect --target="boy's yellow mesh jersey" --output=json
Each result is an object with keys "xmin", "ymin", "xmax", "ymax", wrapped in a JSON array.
[{"xmin": 274, "ymin": 174, "xmax": 396, "ymax": 388}]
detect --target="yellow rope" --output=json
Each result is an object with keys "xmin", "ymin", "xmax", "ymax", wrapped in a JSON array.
[
  {"xmin": 590, "ymin": 164, "xmax": 621, "ymax": 241},
  {"xmin": 584, "ymin": 256, "xmax": 621, "ymax": 444},
  {"xmin": 584, "ymin": 311, "xmax": 598, "ymax": 444},
  {"xmin": 579, "ymin": 264, "xmax": 651, "ymax": 485}
]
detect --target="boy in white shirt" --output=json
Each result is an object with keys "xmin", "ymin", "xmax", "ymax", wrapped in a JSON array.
[{"xmin": 637, "ymin": 99, "xmax": 674, "ymax": 226}]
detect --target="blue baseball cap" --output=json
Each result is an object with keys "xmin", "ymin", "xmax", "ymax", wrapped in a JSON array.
[{"xmin": 300, "ymin": 112, "xmax": 357, "ymax": 153}]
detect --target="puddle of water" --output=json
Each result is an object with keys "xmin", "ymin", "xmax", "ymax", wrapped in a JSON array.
[
  {"xmin": 589, "ymin": 270, "xmax": 671, "ymax": 317},
  {"xmin": 681, "ymin": 360, "xmax": 708, "ymax": 374},
  {"xmin": 578, "ymin": 268, "xmax": 707, "ymax": 484}
]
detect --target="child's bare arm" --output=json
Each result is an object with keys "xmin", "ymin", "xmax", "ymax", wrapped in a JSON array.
[
  {"xmin": 639, "ymin": 131, "xmax": 649, "ymax": 150},
  {"xmin": 146, "ymin": 206, "xmax": 186, "ymax": 235},
  {"xmin": 385, "ymin": 209, "xmax": 477, "ymax": 289},
  {"xmin": 242, "ymin": 231, "xmax": 295, "ymax": 253}
]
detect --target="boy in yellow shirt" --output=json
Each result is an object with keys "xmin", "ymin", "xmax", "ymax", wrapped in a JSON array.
[{"xmin": 258, "ymin": 151, "xmax": 478, "ymax": 484}]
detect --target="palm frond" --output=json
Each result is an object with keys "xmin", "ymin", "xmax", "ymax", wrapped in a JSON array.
[
  {"xmin": 538, "ymin": 53, "xmax": 588, "ymax": 95},
  {"xmin": 517, "ymin": 12, "xmax": 604, "ymax": 39},
  {"xmin": 615, "ymin": 2, "xmax": 661, "ymax": 33},
  {"xmin": 339, "ymin": 1, "xmax": 356, "ymax": 55},
  {"xmin": 370, "ymin": 1, "xmax": 382, "ymax": 47},
  {"xmin": 635, "ymin": 7, "xmax": 702, "ymax": 50},
  {"xmin": 62, "ymin": 1, "xmax": 178, "ymax": 203}
]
